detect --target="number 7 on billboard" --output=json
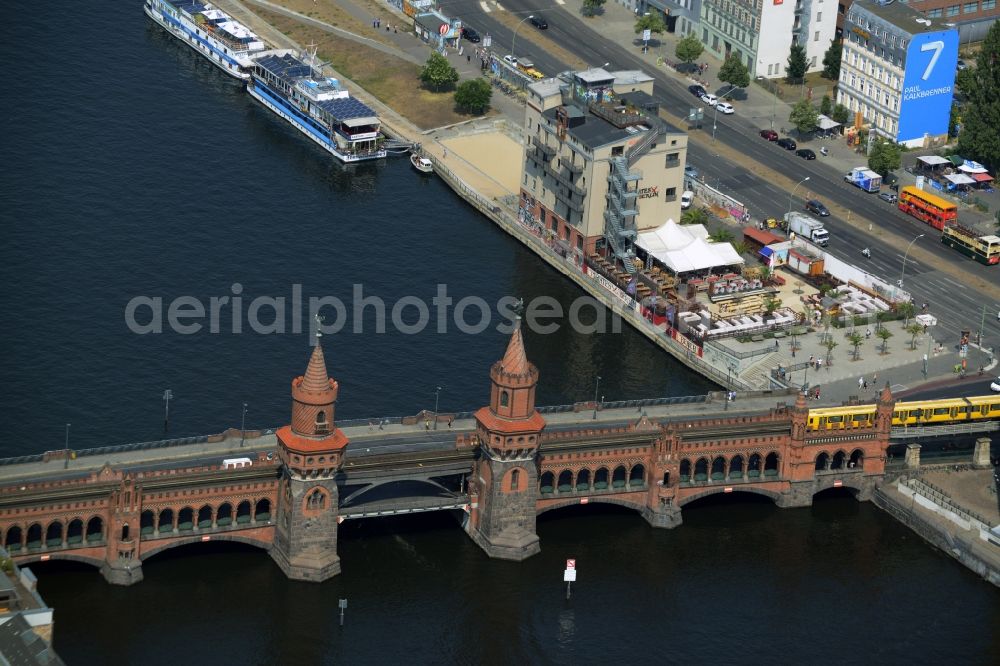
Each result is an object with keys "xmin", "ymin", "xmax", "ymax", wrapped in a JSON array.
[{"xmin": 920, "ymin": 41, "xmax": 944, "ymax": 81}]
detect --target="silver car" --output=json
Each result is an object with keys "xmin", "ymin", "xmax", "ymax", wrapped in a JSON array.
[{"xmin": 878, "ymin": 191, "xmax": 898, "ymax": 204}]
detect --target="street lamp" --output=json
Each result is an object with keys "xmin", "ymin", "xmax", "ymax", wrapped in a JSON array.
[
  {"xmin": 899, "ymin": 233, "xmax": 924, "ymax": 289},
  {"xmin": 433, "ymin": 386, "xmax": 442, "ymax": 430},
  {"xmin": 240, "ymin": 402, "xmax": 247, "ymax": 448},
  {"xmin": 64, "ymin": 423, "xmax": 71, "ymax": 469},
  {"xmin": 712, "ymin": 84, "xmax": 741, "ymax": 142},
  {"xmin": 511, "ymin": 15, "xmax": 534, "ymax": 63},
  {"xmin": 163, "ymin": 389, "xmax": 173, "ymax": 432},
  {"xmin": 759, "ymin": 59, "xmax": 779, "ymax": 130},
  {"xmin": 787, "ymin": 176, "xmax": 810, "ymax": 222},
  {"xmin": 592, "ymin": 375, "xmax": 602, "ymax": 419}
]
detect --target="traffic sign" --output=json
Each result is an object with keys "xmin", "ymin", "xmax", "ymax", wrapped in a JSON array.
[
  {"xmin": 563, "ymin": 568, "xmax": 577, "ymax": 582},
  {"xmin": 566, "ymin": 559, "xmax": 576, "ymax": 569},
  {"xmin": 642, "ymin": 29, "xmax": 651, "ymax": 41}
]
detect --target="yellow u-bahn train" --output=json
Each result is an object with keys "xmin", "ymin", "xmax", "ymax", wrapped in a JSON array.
[{"xmin": 807, "ymin": 395, "xmax": 1000, "ymax": 431}]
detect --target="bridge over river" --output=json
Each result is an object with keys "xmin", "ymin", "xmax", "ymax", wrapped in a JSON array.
[{"xmin": 0, "ymin": 328, "xmax": 994, "ymax": 584}]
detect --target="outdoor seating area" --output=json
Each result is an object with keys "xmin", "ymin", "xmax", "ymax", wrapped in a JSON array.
[
  {"xmin": 913, "ymin": 156, "xmax": 994, "ymax": 194},
  {"xmin": 678, "ymin": 307, "xmax": 799, "ymax": 340},
  {"xmin": 805, "ymin": 284, "xmax": 891, "ymax": 320}
]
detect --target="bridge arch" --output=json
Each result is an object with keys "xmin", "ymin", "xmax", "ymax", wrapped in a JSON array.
[
  {"xmin": 831, "ymin": 450, "xmax": 847, "ymax": 470},
  {"xmin": 679, "ymin": 459, "xmax": 691, "ymax": 481},
  {"xmin": 86, "ymin": 516, "xmax": 104, "ymax": 543},
  {"xmin": 45, "ymin": 521, "xmax": 63, "ymax": 548},
  {"xmin": 139, "ymin": 534, "xmax": 272, "ymax": 562},
  {"xmin": 747, "ymin": 453, "xmax": 762, "ymax": 478},
  {"xmin": 594, "ymin": 467, "xmax": 609, "ymax": 490},
  {"xmin": 178, "ymin": 507, "xmax": 194, "ymax": 532},
  {"xmin": 254, "ymin": 498, "xmax": 271, "ymax": 521},
  {"xmin": 67, "ymin": 519, "xmax": 84, "ymax": 545},
  {"xmin": 711, "ymin": 456, "xmax": 726, "ymax": 481},
  {"xmin": 4, "ymin": 525, "xmax": 22, "ymax": 552},
  {"xmin": 15, "ymin": 552, "xmax": 105, "ymax": 570},
  {"xmin": 140, "ymin": 510, "xmax": 155, "ymax": 536},
  {"xmin": 576, "ymin": 469, "xmax": 591, "ymax": 491},
  {"xmin": 557, "ymin": 470, "xmax": 573, "ymax": 493},
  {"xmin": 198, "ymin": 505, "xmax": 214, "ymax": 529},
  {"xmin": 678, "ymin": 486, "xmax": 783, "ymax": 507},
  {"xmin": 729, "ymin": 455, "xmax": 744, "ymax": 479},
  {"xmin": 340, "ymin": 479, "xmax": 458, "ymax": 508},
  {"xmin": 629, "ymin": 464, "xmax": 645, "ymax": 487},
  {"xmin": 694, "ymin": 457, "xmax": 708, "ymax": 482},
  {"xmin": 850, "ymin": 449, "xmax": 864, "ymax": 469},
  {"xmin": 539, "ymin": 471, "xmax": 555, "ymax": 494},
  {"xmin": 158, "ymin": 508, "xmax": 174, "ymax": 534},
  {"xmin": 764, "ymin": 452, "xmax": 779, "ymax": 477},
  {"xmin": 815, "ymin": 452, "xmax": 830, "ymax": 470},
  {"xmin": 26, "ymin": 524, "xmax": 42, "ymax": 550},
  {"xmin": 537, "ymin": 496, "xmax": 647, "ymax": 516},
  {"xmin": 216, "ymin": 502, "xmax": 233, "ymax": 526}
]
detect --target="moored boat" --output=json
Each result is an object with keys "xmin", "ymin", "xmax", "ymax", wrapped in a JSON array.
[
  {"xmin": 411, "ymin": 154, "xmax": 433, "ymax": 174},
  {"xmin": 144, "ymin": 0, "xmax": 268, "ymax": 80},
  {"xmin": 246, "ymin": 51, "xmax": 386, "ymax": 163}
]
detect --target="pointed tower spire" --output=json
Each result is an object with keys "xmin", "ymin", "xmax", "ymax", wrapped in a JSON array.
[
  {"xmin": 499, "ymin": 322, "xmax": 529, "ymax": 376},
  {"xmin": 301, "ymin": 341, "xmax": 332, "ymax": 393}
]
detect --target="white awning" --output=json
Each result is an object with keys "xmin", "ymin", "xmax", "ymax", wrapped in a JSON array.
[
  {"xmin": 344, "ymin": 116, "xmax": 379, "ymax": 127},
  {"xmin": 636, "ymin": 221, "xmax": 743, "ymax": 274},
  {"xmin": 816, "ymin": 114, "xmax": 841, "ymax": 130},
  {"xmin": 959, "ymin": 159, "xmax": 989, "ymax": 173},
  {"xmin": 945, "ymin": 173, "xmax": 976, "ymax": 185},
  {"xmin": 917, "ymin": 155, "xmax": 951, "ymax": 166}
]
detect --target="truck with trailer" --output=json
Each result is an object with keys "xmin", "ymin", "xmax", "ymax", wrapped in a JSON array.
[
  {"xmin": 844, "ymin": 167, "xmax": 882, "ymax": 193},
  {"xmin": 784, "ymin": 211, "xmax": 830, "ymax": 246}
]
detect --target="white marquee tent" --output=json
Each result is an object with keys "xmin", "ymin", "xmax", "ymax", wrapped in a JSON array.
[{"xmin": 636, "ymin": 219, "xmax": 744, "ymax": 274}]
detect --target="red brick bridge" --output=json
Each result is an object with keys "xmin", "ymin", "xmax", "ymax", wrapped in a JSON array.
[{"xmin": 0, "ymin": 325, "xmax": 891, "ymax": 584}]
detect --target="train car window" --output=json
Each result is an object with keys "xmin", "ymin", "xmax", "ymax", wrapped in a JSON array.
[
  {"xmin": 956, "ymin": 406, "xmax": 968, "ymax": 414},
  {"xmin": 819, "ymin": 417, "xmax": 827, "ymax": 427},
  {"xmin": 851, "ymin": 414, "xmax": 869, "ymax": 422},
  {"xmin": 991, "ymin": 404, "xmax": 1000, "ymax": 413},
  {"xmin": 828, "ymin": 415, "xmax": 843, "ymax": 423},
  {"xmin": 892, "ymin": 411, "xmax": 902, "ymax": 420},
  {"xmin": 909, "ymin": 409, "xmax": 922, "ymax": 419},
  {"xmin": 933, "ymin": 408, "xmax": 950, "ymax": 416}
]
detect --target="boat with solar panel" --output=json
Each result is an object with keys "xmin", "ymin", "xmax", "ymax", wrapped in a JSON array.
[
  {"xmin": 247, "ymin": 51, "xmax": 386, "ymax": 162},
  {"xmin": 144, "ymin": 0, "xmax": 268, "ymax": 80}
]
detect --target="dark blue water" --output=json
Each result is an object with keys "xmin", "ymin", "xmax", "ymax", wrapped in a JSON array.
[
  {"xmin": 0, "ymin": 2, "xmax": 711, "ymax": 457},
  {"xmin": 5, "ymin": 3, "xmax": 998, "ymax": 663}
]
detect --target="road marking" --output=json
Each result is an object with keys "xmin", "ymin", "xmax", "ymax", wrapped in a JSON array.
[
  {"xmin": 555, "ymin": 0, "xmax": 565, "ymax": 4},
  {"xmin": 941, "ymin": 277, "xmax": 965, "ymax": 289},
  {"xmin": 480, "ymin": 1, "xmax": 491, "ymax": 12}
]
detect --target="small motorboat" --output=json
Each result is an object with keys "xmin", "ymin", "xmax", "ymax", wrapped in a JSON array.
[{"xmin": 410, "ymin": 153, "xmax": 433, "ymax": 174}]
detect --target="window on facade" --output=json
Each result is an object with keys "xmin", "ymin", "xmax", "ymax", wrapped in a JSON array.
[
  {"xmin": 611, "ymin": 146, "xmax": 624, "ymax": 156},
  {"xmin": 817, "ymin": 11, "xmax": 822, "ymax": 21},
  {"xmin": 665, "ymin": 152, "xmax": 679, "ymax": 166},
  {"xmin": 983, "ymin": 0, "xmax": 996, "ymax": 9},
  {"xmin": 500, "ymin": 390, "xmax": 510, "ymax": 407},
  {"xmin": 947, "ymin": 4, "xmax": 960, "ymax": 15},
  {"xmin": 814, "ymin": 31, "xmax": 820, "ymax": 41},
  {"xmin": 963, "ymin": 1, "xmax": 977, "ymax": 11},
  {"xmin": 665, "ymin": 187, "xmax": 677, "ymax": 200},
  {"xmin": 927, "ymin": 7, "xmax": 943, "ymax": 15},
  {"xmin": 510, "ymin": 469, "xmax": 520, "ymax": 491}
]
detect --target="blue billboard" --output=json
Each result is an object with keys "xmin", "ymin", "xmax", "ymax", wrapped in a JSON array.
[{"xmin": 897, "ymin": 29, "xmax": 959, "ymax": 144}]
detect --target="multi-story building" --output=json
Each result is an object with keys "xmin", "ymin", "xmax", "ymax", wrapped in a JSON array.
[
  {"xmin": 520, "ymin": 68, "xmax": 689, "ymax": 269},
  {"xmin": 838, "ymin": 0, "xmax": 959, "ymax": 147},
  {"xmin": 838, "ymin": 0, "xmax": 998, "ymax": 40},
  {"xmin": 699, "ymin": 0, "xmax": 837, "ymax": 78}
]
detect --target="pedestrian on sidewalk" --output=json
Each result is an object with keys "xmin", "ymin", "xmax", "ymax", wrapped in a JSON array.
[
  {"xmin": 467, "ymin": 54, "xmax": 471, "ymax": 62},
  {"xmin": 873, "ymin": 372, "xmax": 878, "ymax": 385},
  {"xmin": 858, "ymin": 377, "xmax": 864, "ymax": 389},
  {"xmin": 443, "ymin": 149, "xmax": 448, "ymax": 159},
  {"xmin": 863, "ymin": 378, "xmax": 868, "ymax": 390}
]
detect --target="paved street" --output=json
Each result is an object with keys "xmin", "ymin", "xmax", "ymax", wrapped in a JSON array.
[{"xmin": 438, "ymin": 0, "xmax": 1000, "ymax": 347}]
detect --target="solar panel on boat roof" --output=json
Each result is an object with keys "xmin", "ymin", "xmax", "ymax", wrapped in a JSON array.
[
  {"xmin": 256, "ymin": 54, "xmax": 312, "ymax": 80},
  {"xmin": 170, "ymin": 0, "xmax": 208, "ymax": 14},
  {"xmin": 316, "ymin": 97, "xmax": 377, "ymax": 120}
]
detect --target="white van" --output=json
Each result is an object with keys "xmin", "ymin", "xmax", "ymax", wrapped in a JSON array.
[{"xmin": 680, "ymin": 191, "xmax": 694, "ymax": 209}]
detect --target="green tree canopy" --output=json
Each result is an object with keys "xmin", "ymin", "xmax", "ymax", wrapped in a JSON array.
[
  {"xmin": 847, "ymin": 332, "xmax": 864, "ymax": 360},
  {"xmin": 821, "ymin": 39, "xmax": 842, "ymax": 80},
  {"xmin": 819, "ymin": 95, "xmax": 833, "ymax": 117},
  {"xmin": 581, "ymin": 0, "xmax": 606, "ymax": 17},
  {"xmin": 832, "ymin": 103, "xmax": 850, "ymax": 125},
  {"xmin": 957, "ymin": 21, "xmax": 1000, "ymax": 171},
  {"xmin": 867, "ymin": 138, "xmax": 902, "ymax": 177},
  {"xmin": 786, "ymin": 44, "xmax": 808, "ymax": 83},
  {"xmin": 420, "ymin": 52, "xmax": 459, "ymax": 92},
  {"xmin": 789, "ymin": 99, "xmax": 819, "ymax": 134},
  {"xmin": 680, "ymin": 207, "xmax": 709, "ymax": 225},
  {"xmin": 675, "ymin": 34, "xmax": 704, "ymax": 65},
  {"xmin": 634, "ymin": 12, "xmax": 666, "ymax": 35},
  {"xmin": 454, "ymin": 78, "xmax": 492, "ymax": 114},
  {"xmin": 718, "ymin": 54, "xmax": 750, "ymax": 88}
]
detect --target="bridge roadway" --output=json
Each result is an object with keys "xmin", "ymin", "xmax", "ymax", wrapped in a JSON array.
[
  {"xmin": 445, "ymin": 0, "xmax": 1000, "ymax": 343},
  {"xmin": 0, "ymin": 393, "xmax": 799, "ymax": 486}
]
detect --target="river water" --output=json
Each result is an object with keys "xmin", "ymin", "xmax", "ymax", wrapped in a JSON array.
[{"xmin": 3, "ymin": 3, "xmax": 997, "ymax": 662}]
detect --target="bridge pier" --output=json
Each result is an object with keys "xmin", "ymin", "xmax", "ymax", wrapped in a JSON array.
[
  {"xmin": 100, "ymin": 558, "xmax": 143, "ymax": 586},
  {"xmin": 642, "ymin": 501, "xmax": 682, "ymax": 529}
]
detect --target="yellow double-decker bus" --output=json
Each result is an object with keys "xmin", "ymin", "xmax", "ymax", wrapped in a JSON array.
[{"xmin": 942, "ymin": 225, "xmax": 1000, "ymax": 265}]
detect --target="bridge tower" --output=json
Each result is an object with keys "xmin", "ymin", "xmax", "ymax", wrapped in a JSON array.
[
  {"xmin": 100, "ymin": 473, "xmax": 144, "ymax": 585},
  {"xmin": 270, "ymin": 333, "xmax": 349, "ymax": 582},
  {"xmin": 469, "ymin": 319, "xmax": 546, "ymax": 560}
]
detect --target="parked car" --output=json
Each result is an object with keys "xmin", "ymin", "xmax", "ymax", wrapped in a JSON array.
[
  {"xmin": 684, "ymin": 165, "xmax": 699, "ymax": 180},
  {"xmin": 462, "ymin": 27, "xmax": 480, "ymax": 43},
  {"xmin": 503, "ymin": 54, "xmax": 517, "ymax": 66},
  {"xmin": 878, "ymin": 191, "xmax": 898, "ymax": 204},
  {"xmin": 956, "ymin": 59, "xmax": 968, "ymax": 71},
  {"xmin": 680, "ymin": 190, "xmax": 694, "ymax": 209},
  {"xmin": 776, "ymin": 137, "xmax": 797, "ymax": 150},
  {"xmin": 991, "ymin": 376, "xmax": 1000, "ymax": 392},
  {"xmin": 759, "ymin": 129, "xmax": 778, "ymax": 141},
  {"xmin": 795, "ymin": 148, "xmax": 816, "ymax": 160},
  {"xmin": 688, "ymin": 84, "xmax": 706, "ymax": 98},
  {"xmin": 701, "ymin": 93, "xmax": 718, "ymax": 106},
  {"xmin": 804, "ymin": 199, "xmax": 830, "ymax": 216},
  {"xmin": 715, "ymin": 102, "xmax": 734, "ymax": 114},
  {"xmin": 530, "ymin": 15, "xmax": 548, "ymax": 29}
]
